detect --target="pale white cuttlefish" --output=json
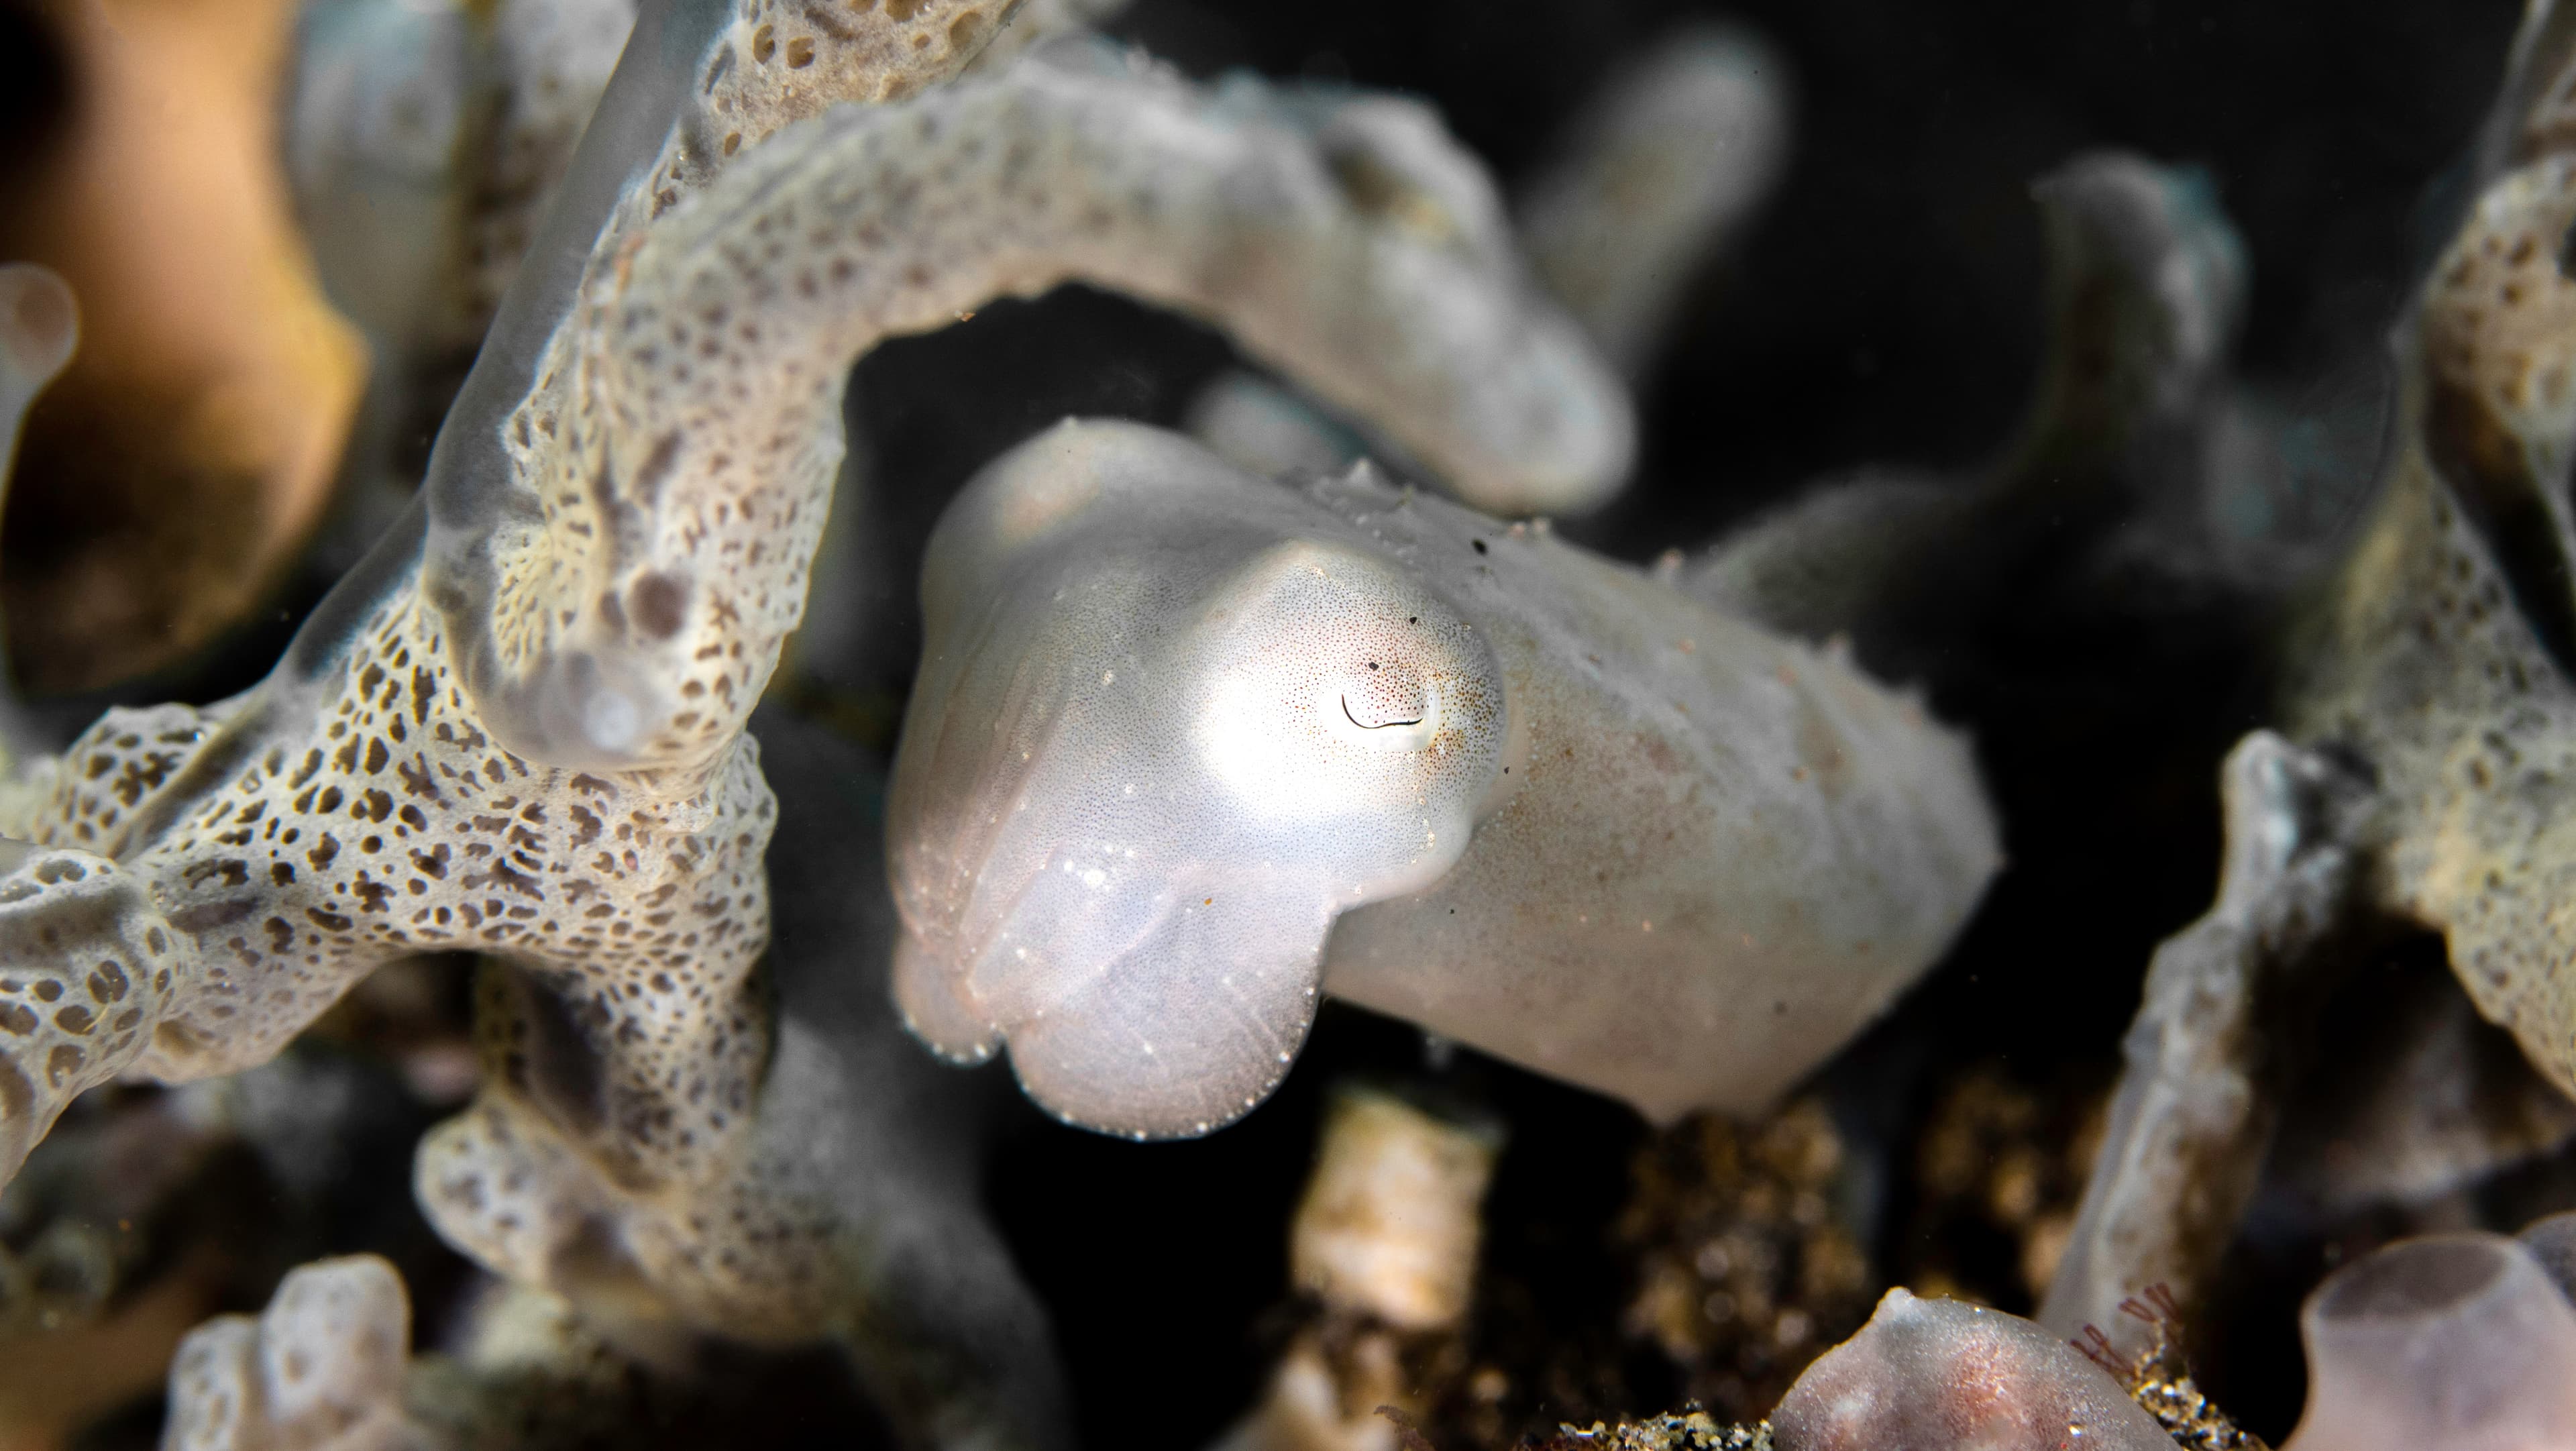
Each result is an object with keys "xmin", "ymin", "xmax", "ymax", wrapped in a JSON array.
[{"xmin": 888, "ymin": 421, "xmax": 2002, "ymax": 1138}]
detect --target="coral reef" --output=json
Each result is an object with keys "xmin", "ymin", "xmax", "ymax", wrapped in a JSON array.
[
  {"xmin": 287, "ymin": 0, "xmax": 641, "ymax": 491},
  {"xmin": 2279, "ymin": 17, "xmax": 2576, "ymax": 1110},
  {"xmin": 2042, "ymin": 0, "xmax": 2576, "ymax": 1360},
  {"xmin": 0, "ymin": 0, "xmax": 1636, "ymax": 1328},
  {"xmin": 8, "ymin": 0, "xmax": 2576, "ymax": 1446}
]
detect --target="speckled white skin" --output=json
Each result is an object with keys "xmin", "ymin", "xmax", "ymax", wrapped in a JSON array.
[
  {"xmin": 2282, "ymin": 1234, "xmax": 2576, "ymax": 1451},
  {"xmin": 890, "ymin": 422, "xmax": 2000, "ymax": 1138},
  {"xmin": 163, "ymin": 1254, "xmax": 423, "ymax": 1451},
  {"xmin": 1771, "ymin": 1289, "xmax": 2177, "ymax": 1451}
]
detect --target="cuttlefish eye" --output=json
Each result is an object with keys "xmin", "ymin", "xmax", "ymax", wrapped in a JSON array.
[{"xmin": 1191, "ymin": 542, "xmax": 1502, "ymax": 831}]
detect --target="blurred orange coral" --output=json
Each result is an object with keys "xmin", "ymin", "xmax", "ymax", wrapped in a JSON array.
[{"xmin": 0, "ymin": 0, "xmax": 365, "ymax": 692}]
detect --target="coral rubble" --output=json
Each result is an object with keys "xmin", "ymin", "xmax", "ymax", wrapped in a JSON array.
[
  {"xmin": 1616, "ymin": 1101, "xmax": 1870, "ymax": 1419},
  {"xmin": 163, "ymin": 1254, "xmax": 419, "ymax": 1451}
]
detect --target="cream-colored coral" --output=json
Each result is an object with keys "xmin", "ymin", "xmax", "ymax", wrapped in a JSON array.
[
  {"xmin": 1190, "ymin": 21, "xmax": 1770, "ymax": 488},
  {"xmin": 0, "ymin": 1, "xmax": 1625, "ymax": 1432},
  {"xmin": 2281, "ymin": 11, "xmax": 2576, "ymax": 1116},
  {"xmin": 1216, "ymin": 1087, "xmax": 1497, "ymax": 1451},
  {"xmin": 439, "ymin": 40, "xmax": 1636, "ymax": 791},
  {"xmin": 2043, "ymin": 0, "xmax": 2576, "ymax": 1361},
  {"xmin": 1291, "ymin": 1089, "xmax": 1499, "ymax": 1331},
  {"xmin": 162, "ymin": 1255, "xmax": 423, "ymax": 1451},
  {"xmin": 0, "ymin": 11, "xmax": 1627, "ymax": 1443}
]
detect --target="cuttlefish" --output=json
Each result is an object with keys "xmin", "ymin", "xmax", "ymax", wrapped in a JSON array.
[{"xmin": 890, "ymin": 421, "xmax": 2001, "ymax": 1137}]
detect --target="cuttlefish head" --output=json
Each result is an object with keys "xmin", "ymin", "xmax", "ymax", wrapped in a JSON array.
[{"xmin": 887, "ymin": 421, "xmax": 1508, "ymax": 1138}]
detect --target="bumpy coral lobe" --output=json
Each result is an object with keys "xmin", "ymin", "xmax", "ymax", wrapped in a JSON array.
[{"xmin": 163, "ymin": 1254, "xmax": 418, "ymax": 1451}]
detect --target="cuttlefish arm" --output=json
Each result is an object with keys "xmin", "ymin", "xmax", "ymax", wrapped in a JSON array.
[{"xmin": 890, "ymin": 421, "xmax": 2000, "ymax": 1137}]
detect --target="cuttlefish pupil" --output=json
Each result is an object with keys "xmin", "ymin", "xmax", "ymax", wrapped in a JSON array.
[{"xmin": 1342, "ymin": 695, "xmax": 1425, "ymax": 730}]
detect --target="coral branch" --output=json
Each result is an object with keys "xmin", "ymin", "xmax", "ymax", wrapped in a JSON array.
[
  {"xmin": 445, "ymin": 44, "xmax": 1631, "ymax": 777},
  {"xmin": 1517, "ymin": 23, "xmax": 1790, "ymax": 378},
  {"xmin": 2038, "ymin": 731, "xmax": 2370, "ymax": 1359}
]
